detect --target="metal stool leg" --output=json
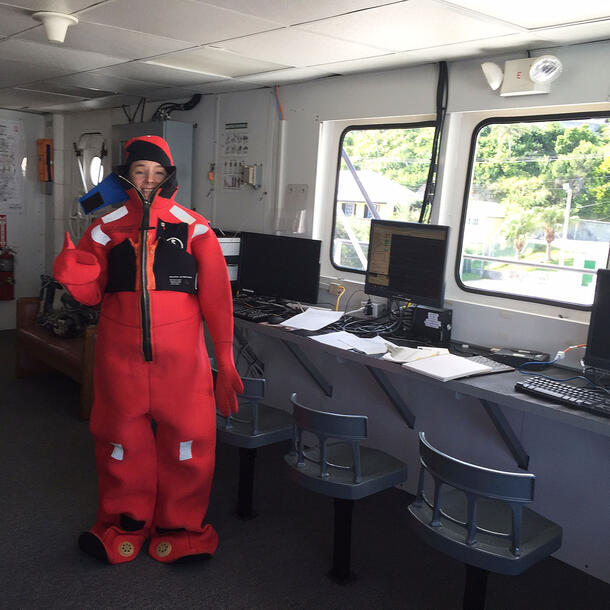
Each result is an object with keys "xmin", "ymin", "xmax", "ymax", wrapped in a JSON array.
[
  {"xmin": 463, "ymin": 564, "xmax": 489, "ymax": 610},
  {"xmin": 237, "ymin": 447, "xmax": 257, "ymax": 519},
  {"xmin": 330, "ymin": 498, "xmax": 354, "ymax": 581}
]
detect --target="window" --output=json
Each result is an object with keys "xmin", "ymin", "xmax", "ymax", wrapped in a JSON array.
[
  {"xmin": 331, "ymin": 123, "xmax": 436, "ymax": 272},
  {"xmin": 457, "ymin": 113, "xmax": 610, "ymax": 308},
  {"xmin": 89, "ymin": 156, "xmax": 103, "ymax": 186},
  {"xmin": 341, "ymin": 202, "xmax": 355, "ymax": 217}
]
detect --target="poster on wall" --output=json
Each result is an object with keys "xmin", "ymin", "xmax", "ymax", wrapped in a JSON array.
[
  {"xmin": 0, "ymin": 119, "xmax": 25, "ymax": 213},
  {"xmin": 221, "ymin": 122, "xmax": 248, "ymax": 191}
]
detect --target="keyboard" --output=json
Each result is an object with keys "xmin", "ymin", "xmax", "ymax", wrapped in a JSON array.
[
  {"xmin": 233, "ymin": 303, "xmax": 272, "ymax": 322},
  {"xmin": 515, "ymin": 376, "xmax": 610, "ymax": 419},
  {"xmin": 467, "ymin": 354, "xmax": 514, "ymax": 373}
]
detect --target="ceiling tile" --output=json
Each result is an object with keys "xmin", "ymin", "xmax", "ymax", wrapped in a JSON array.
[
  {"xmin": 298, "ymin": 0, "xmax": 521, "ymax": 53},
  {"xmin": 0, "ymin": 54, "xmax": 72, "ymax": 86},
  {"xmin": 18, "ymin": 20, "xmax": 194, "ymax": 59},
  {"xmin": 215, "ymin": 28, "xmax": 391, "ymax": 67},
  {"xmin": 78, "ymin": 0, "xmax": 283, "ymax": 45},
  {"xmin": 51, "ymin": 71, "xmax": 169, "ymax": 96},
  {"xmin": 0, "ymin": 87, "xmax": 84, "ymax": 110},
  {"xmin": 188, "ymin": 79, "xmax": 266, "ymax": 94},
  {"xmin": 146, "ymin": 46, "xmax": 287, "ymax": 78},
  {"xmin": 94, "ymin": 62, "xmax": 229, "ymax": 86},
  {"xmin": 527, "ymin": 20, "xmax": 610, "ymax": 46},
  {"xmin": 198, "ymin": 0, "xmax": 400, "ymax": 26},
  {"xmin": 322, "ymin": 29, "xmax": 562, "ymax": 76},
  {"xmin": 320, "ymin": 53, "xmax": 426, "ymax": 76},
  {"xmin": 445, "ymin": 1, "xmax": 610, "ymax": 30},
  {"xmin": 239, "ymin": 66, "xmax": 337, "ymax": 85},
  {"xmin": 1, "ymin": 1, "xmax": 94, "ymax": 11},
  {"xmin": 0, "ymin": 4, "xmax": 39, "ymax": 36},
  {"xmin": 41, "ymin": 94, "xmax": 146, "ymax": 112},
  {"xmin": 0, "ymin": 38, "xmax": 122, "ymax": 73},
  {"xmin": 17, "ymin": 81, "xmax": 117, "ymax": 98},
  {"xmin": 142, "ymin": 86, "xmax": 206, "ymax": 100}
]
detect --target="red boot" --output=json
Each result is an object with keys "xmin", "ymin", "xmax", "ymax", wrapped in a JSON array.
[
  {"xmin": 148, "ymin": 525, "xmax": 219, "ymax": 563},
  {"xmin": 79, "ymin": 523, "xmax": 148, "ymax": 564}
]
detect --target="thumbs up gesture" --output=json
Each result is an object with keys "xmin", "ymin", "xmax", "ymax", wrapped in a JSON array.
[{"xmin": 53, "ymin": 232, "xmax": 101, "ymax": 286}]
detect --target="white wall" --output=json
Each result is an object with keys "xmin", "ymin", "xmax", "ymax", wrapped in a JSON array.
[
  {"xmin": 45, "ymin": 40, "xmax": 610, "ymax": 581},
  {"xmin": 0, "ymin": 109, "xmax": 46, "ymax": 330},
  {"xmin": 50, "ymin": 38, "xmax": 610, "ymax": 382}
]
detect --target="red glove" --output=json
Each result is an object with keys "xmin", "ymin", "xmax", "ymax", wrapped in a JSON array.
[
  {"xmin": 53, "ymin": 232, "xmax": 100, "ymax": 286},
  {"xmin": 214, "ymin": 343, "xmax": 244, "ymax": 417}
]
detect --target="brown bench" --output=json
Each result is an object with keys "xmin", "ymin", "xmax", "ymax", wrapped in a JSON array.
[{"xmin": 16, "ymin": 296, "xmax": 96, "ymax": 420}]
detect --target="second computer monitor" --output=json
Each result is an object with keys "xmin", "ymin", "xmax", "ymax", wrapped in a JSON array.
[
  {"xmin": 583, "ymin": 268, "xmax": 610, "ymax": 373},
  {"xmin": 364, "ymin": 220, "xmax": 450, "ymax": 308},
  {"xmin": 238, "ymin": 232, "xmax": 321, "ymax": 304}
]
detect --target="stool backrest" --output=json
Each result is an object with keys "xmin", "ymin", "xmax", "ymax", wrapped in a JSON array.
[
  {"xmin": 290, "ymin": 393, "xmax": 367, "ymax": 483},
  {"xmin": 415, "ymin": 432, "xmax": 536, "ymax": 555}
]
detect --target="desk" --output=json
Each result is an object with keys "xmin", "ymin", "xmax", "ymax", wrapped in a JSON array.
[
  {"xmin": 233, "ymin": 318, "xmax": 610, "ymax": 583},
  {"xmin": 235, "ymin": 318, "xmax": 610, "ymax": 439}
]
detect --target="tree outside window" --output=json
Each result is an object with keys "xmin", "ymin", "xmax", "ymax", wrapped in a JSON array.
[
  {"xmin": 332, "ymin": 124, "xmax": 436, "ymax": 272},
  {"xmin": 459, "ymin": 114, "xmax": 610, "ymax": 307}
]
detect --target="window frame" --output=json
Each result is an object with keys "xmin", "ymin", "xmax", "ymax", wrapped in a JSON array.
[
  {"xmin": 454, "ymin": 109, "xmax": 610, "ymax": 312},
  {"xmin": 330, "ymin": 120, "xmax": 437, "ymax": 275}
]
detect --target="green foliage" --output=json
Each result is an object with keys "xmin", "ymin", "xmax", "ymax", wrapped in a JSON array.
[
  {"xmin": 471, "ymin": 118, "xmax": 609, "ymax": 254},
  {"xmin": 341, "ymin": 126, "xmax": 435, "ymax": 191},
  {"xmin": 335, "ymin": 117, "xmax": 609, "ymax": 274}
]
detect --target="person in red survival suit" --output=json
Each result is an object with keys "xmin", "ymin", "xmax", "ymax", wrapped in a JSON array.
[{"xmin": 54, "ymin": 135, "xmax": 243, "ymax": 564}]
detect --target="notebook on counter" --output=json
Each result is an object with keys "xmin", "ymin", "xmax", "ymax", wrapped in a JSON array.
[{"xmin": 402, "ymin": 353, "xmax": 493, "ymax": 381}]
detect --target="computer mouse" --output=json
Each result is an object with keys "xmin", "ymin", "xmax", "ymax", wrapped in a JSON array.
[{"xmin": 266, "ymin": 314, "xmax": 285, "ymax": 324}]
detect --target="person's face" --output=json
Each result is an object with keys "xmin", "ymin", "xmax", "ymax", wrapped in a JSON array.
[{"xmin": 128, "ymin": 160, "xmax": 168, "ymax": 199}]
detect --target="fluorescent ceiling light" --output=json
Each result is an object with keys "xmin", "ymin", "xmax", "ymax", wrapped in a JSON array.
[{"xmin": 144, "ymin": 60, "xmax": 229, "ymax": 79}]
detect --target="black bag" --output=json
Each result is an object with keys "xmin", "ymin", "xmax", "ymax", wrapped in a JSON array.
[{"xmin": 37, "ymin": 275, "xmax": 99, "ymax": 338}]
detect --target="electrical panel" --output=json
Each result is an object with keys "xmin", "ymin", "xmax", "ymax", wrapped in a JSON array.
[
  {"xmin": 112, "ymin": 121, "xmax": 193, "ymax": 207},
  {"xmin": 240, "ymin": 163, "xmax": 262, "ymax": 189}
]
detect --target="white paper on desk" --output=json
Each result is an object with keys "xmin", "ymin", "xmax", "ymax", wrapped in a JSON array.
[
  {"xmin": 311, "ymin": 331, "xmax": 355, "ymax": 350},
  {"xmin": 279, "ymin": 308, "xmax": 344, "ymax": 331},
  {"xmin": 344, "ymin": 334, "xmax": 388, "ymax": 355},
  {"xmin": 312, "ymin": 331, "xmax": 387, "ymax": 355},
  {"xmin": 402, "ymin": 353, "xmax": 492, "ymax": 382}
]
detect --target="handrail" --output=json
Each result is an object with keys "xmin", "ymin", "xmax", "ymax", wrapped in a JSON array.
[{"xmin": 461, "ymin": 253, "xmax": 595, "ymax": 274}]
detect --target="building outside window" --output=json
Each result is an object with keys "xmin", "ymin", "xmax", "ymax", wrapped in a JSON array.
[
  {"xmin": 457, "ymin": 114, "xmax": 609, "ymax": 308},
  {"xmin": 331, "ymin": 123, "xmax": 436, "ymax": 272}
]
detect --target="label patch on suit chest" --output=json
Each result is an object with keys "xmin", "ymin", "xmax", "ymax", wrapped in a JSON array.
[
  {"xmin": 157, "ymin": 220, "xmax": 188, "ymax": 248},
  {"xmin": 153, "ymin": 220, "xmax": 197, "ymax": 293}
]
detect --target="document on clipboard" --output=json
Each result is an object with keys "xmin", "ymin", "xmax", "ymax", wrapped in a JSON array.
[{"xmin": 402, "ymin": 353, "xmax": 492, "ymax": 382}]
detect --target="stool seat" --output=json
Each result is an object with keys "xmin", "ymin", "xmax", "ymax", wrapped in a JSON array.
[
  {"xmin": 212, "ymin": 359, "xmax": 293, "ymax": 519},
  {"xmin": 408, "ymin": 432, "xmax": 562, "ymax": 609},
  {"xmin": 409, "ymin": 489, "xmax": 562, "ymax": 576},
  {"xmin": 285, "ymin": 442, "xmax": 407, "ymax": 501},
  {"xmin": 218, "ymin": 401, "xmax": 293, "ymax": 449},
  {"xmin": 284, "ymin": 392, "xmax": 408, "ymax": 581}
]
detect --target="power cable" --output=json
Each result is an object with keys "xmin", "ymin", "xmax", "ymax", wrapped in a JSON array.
[{"xmin": 419, "ymin": 61, "xmax": 448, "ymax": 224}]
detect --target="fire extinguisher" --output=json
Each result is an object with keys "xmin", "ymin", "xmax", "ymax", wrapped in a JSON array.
[{"xmin": 0, "ymin": 215, "xmax": 15, "ymax": 301}]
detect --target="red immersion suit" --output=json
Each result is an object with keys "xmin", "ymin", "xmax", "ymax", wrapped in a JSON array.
[{"xmin": 54, "ymin": 136, "xmax": 242, "ymax": 564}]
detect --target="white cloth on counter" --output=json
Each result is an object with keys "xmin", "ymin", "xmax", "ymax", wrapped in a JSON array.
[{"xmin": 382, "ymin": 343, "xmax": 449, "ymax": 363}]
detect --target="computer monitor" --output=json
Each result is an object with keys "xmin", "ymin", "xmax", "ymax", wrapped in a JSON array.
[
  {"xmin": 237, "ymin": 232, "xmax": 321, "ymax": 304},
  {"xmin": 583, "ymin": 268, "xmax": 610, "ymax": 372},
  {"xmin": 364, "ymin": 220, "xmax": 450, "ymax": 308}
]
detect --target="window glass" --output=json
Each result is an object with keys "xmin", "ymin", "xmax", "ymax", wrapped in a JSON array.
[
  {"xmin": 458, "ymin": 114, "xmax": 609, "ymax": 308},
  {"xmin": 89, "ymin": 155, "xmax": 103, "ymax": 186},
  {"xmin": 331, "ymin": 124, "xmax": 436, "ymax": 272}
]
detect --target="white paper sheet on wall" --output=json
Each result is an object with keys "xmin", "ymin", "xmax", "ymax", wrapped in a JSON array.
[
  {"xmin": 277, "ymin": 183, "xmax": 307, "ymax": 234},
  {"xmin": 0, "ymin": 119, "xmax": 25, "ymax": 213}
]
